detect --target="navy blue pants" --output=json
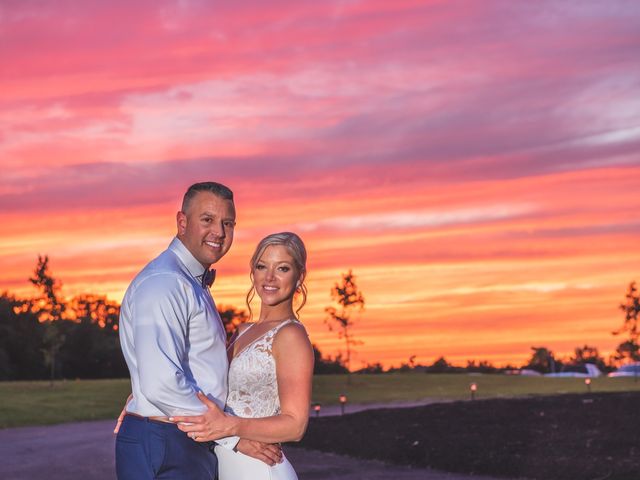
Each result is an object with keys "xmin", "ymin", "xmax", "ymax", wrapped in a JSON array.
[{"xmin": 116, "ymin": 415, "xmax": 217, "ymax": 479}]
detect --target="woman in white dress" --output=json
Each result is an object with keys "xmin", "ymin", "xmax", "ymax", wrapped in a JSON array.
[{"xmin": 171, "ymin": 231, "xmax": 314, "ymax": 480}]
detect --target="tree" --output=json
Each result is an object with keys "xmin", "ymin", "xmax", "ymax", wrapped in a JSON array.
[
  {"xmin": 0, "ymin": 292, "xmax": 45, "ymax": 380},
  {"xmin": 465, "ymin": 359, "xmax": 499, "ymax": 374},
  {"xmin": 526, "ymin": 346, "xmax": 558, "ymax": 374},
  {"xmin": 218, "ymin": 304, "xmax": 249, "ymax": 341},
  {"xmin": 29, "ymin": 256, "xmax": 65, "ymax": 322},
  {"xmin": 61, "ymin": 294, "xmax": 127, "ymax": 379},
  {"xmin": 69, "ymin": 294, "xmax": 120, "ymax": 329},
  {"xmin": 393, "ymin": 355, "xmax": 419, "ymax": 372},
  {"xmin": 568, "ymin": 345, "xmax": 607, "ymax": 371},
  {"xmin": 2, "ymin": 258, "xmax": 132, "ymax": 380},
  {"xmin": 427, "ymin": 356, "xmax": 453, "ymax": 373},
  {"xmin": 612, "ymin": 340, "xmax": 640, "ymax": 364},
  {"xmin": 356, "ymin": 361, "xmax": 385, "ymax": 374},
  {"xmin": 312, "ymin": 344, "xmax": 349, "ymax": 374},
  {"xmin": 612, "ymin": 281, "xmax": 640, "ymax": 364},
  {"xmin": 29, "ymin": 255, "xmax": 66, "ymax": 385},
  {"xmin": 324, "ymin": 270, "xmax": 365, "ymax": 377}
]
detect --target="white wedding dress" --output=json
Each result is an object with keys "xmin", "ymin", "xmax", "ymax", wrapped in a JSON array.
[{"xmin": 215, "ymin": 320, "xmax": 299, "ymax": 480}]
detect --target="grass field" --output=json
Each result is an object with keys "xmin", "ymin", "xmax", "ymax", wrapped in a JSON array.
[
  {"xmin": 311, "ymin": 372, "xmax": 640, "ymax": 404},
  {"xmin": 1, "ymin": 373, "xmax": 640, "ymax": 428}
]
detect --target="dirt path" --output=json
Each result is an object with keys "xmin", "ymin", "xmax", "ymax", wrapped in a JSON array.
[{"xmin": 0, "ymin": 418, "xmax": 505, "ymax": 480}]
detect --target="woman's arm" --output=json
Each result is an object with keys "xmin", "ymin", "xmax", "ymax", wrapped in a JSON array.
[
  {"xmin": 172, "ymin": 322, "xmax": 314, "ymax": 443},
  {"xmin": 233, "ymin": 322, "xmax": 314, "ymax": 442}
]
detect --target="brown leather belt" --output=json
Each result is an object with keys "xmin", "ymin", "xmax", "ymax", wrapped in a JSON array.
[{"xmin": 125, "ymin": 412, "xmax": 173, "ymax": 424}]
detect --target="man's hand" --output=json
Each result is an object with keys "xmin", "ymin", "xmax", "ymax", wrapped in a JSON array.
[
  {"xmin": 236, "ymin": 439, "xmax": 283, "ymax": 466},
  {"xmin": 170, "ymin": 392, "xmax": 238, "ymax": 441},
  {"xmin": 113, "ymin": 393, "xmax": 133, "ymax": 434}
]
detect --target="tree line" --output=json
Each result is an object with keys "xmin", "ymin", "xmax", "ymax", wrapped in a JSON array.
[
  {"xmin": 0, "ymin": 256, "xmax": 353, "ymax": 381},
  {"xmin": 1, "ymin": 256, "xmax": 637, "ymax": 380},
  {"xmin": 357, "ymin": 281, "xmax": 640, "ymax": 375}
]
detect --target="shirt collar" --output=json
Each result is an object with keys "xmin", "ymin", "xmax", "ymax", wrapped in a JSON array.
[{"xmin": 168, "ymin": 237, "xmax": 207, "ymax": 280}]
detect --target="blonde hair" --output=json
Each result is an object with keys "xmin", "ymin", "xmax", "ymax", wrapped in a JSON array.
[{"xmin": 246, "ymin": 232, "xmax": 307, "ymax": 320}]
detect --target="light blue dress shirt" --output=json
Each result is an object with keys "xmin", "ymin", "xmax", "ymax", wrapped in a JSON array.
[{"xmin": 119, "ymin": 237, "xmax": 237, "ymax": 447}]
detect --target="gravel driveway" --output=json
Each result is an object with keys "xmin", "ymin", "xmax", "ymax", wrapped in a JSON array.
[{"xmin": 0, "ymin": 418, "xmax": 504, "ymax": 480}]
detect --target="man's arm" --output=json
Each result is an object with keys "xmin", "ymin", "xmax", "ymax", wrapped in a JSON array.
[
  {"xmin": 235, "ymin": 439, "xmax": 282, "ymax": 466},
  {"xmin": 132, "ymin": 274, "xmax": 207, "ymax": 415}
]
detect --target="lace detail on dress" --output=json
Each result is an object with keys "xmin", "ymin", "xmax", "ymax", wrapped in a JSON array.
[{"xmin": 225, "ymin": 320, "xmax": 297, "ymax": 419}]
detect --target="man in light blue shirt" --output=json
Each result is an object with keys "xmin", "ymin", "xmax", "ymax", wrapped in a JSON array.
[{"xmin": 116, "ymin": 182, "xmax": 279, "ymax": 479}]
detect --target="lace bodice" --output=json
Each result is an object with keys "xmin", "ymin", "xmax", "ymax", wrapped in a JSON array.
[{"xmin": 225, "ymin": 320, "xmax": 297, "ymax": 419}]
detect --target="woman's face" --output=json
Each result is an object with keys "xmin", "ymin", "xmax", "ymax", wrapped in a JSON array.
[{"xmin": 252, "ymin": 245, "xmax": 302, "ymax": 308}]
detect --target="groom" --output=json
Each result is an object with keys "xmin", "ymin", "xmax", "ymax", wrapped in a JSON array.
[{"xmin": 116, "ymin": 182, "xmax": 280, "ymax": 479}]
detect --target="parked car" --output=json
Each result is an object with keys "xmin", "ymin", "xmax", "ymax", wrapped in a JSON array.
[
  {"xmin": 608, "ymin": 362, "xmax": 640, "ymax": 377},
  {"xmin": 518, "ymin": 369, "xmax": 542, "ymax": 376},
  {"xmin": 544, "ymin": 363, "xmax": 603, "ymax": 378}
]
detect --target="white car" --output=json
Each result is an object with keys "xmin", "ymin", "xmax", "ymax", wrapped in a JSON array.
[
  {"xmin": 544, "ymin": 363, "xmax": 603, "ymax": 378},
  {"xmin": 608, "ymin": 362, "xmax": 640, "ymax": 377}
]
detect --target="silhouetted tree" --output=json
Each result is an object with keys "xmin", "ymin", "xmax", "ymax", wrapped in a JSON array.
[
  {"xmin": 612, "ymin": 340, "xmax": 640, "ymax": 364},
  {"xmin": 0, "ymin": 292, "xmax": 45, "ymax": 380},
  {"xmin": 568, "ymin": 345, "xmax": 607, "ymax": 371},
  {"xmin": 70, "ymin": 294, "xmax": 120, "ymax": 329},
  {"xmin": 465, "ymin": 359, "xmax": 499, "ymax": 374},
  {"xmin": 29, "ymin": 255, "xmax": 66, "ymax": 385},
  {"xmin": 60, "ymin": 294, "xmax": 127, "ymax": 378},
  {"xmin": 218, "ymin": 304, "xmax": 249, "ymax": 341},
  {"xmin": 1, "ymin": 259, "xmax": 131, "ymax": 380},
  {"xmin": 392, "ymin": 355, "xmax": 419, "ymax": 372},
  {"xmin": 612, "ymin": 281, "xmax": 640, "ymax": 363},
  {"xmin": 356, "ymin": 361, "xmax": 385, "ymax": 374},
  {"xmin": 312, "ymin": 344, "xmax": 349, "ymax": 374},
  {"xmin": 526, "ymin": 347, "xmax": 558, "ymax": 374},
  {"xmin": 324, "ymin": 270, "xmax": 365, "ymax": 379},
  {"xmin": 427, "ymin": 356, "xmax": 453, "ymax": 373}
]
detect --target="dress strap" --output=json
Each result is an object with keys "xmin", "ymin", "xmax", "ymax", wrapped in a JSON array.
[
  {"xmin": 271, "ymin": 318, "xmax": 297, "ymax": 334},
  {"xmin": 230, "ymin": 319, "xmax": 298, "ymax": 358},
  {"xmin": 226, "ymin": 322, "xmax": 258, "ymax": 351},
  {"xmin": 263, "ymin": 319, "xmax": 300, "ymax": 346}
]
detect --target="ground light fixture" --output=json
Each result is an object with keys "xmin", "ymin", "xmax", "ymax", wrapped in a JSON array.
[
  {"xmin": 470, "ymin": 382, "xmax": 478, "ymax": 400},
  {"xmin": 585, "ymin": 377, "xmax": 592, "ymax": 393},
  {"xmin": 339, "ymin": 394, "xmax": 347, "ymax": 415},
  {"xmin": 313, "ymin": 403, "xmax": 321, "ymax": 417}
]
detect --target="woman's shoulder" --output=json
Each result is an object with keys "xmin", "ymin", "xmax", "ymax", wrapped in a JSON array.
[
  {"xmin": 273, "ymin": 320, "xmax": 310, "ymax": 346},
  {"xmin": 272, "ymin": 321, "xmax": 313, "ymax": 366}
]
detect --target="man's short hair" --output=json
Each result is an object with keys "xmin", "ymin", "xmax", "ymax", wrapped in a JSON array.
[{"xmin": 181, "ymin": 182, "xmax": 234, "ymax": 212}]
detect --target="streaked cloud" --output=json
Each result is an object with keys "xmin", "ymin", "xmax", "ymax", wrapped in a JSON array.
[{"xmin": 296, "ymin": 204, "xmax": 536, "ymax": 232}]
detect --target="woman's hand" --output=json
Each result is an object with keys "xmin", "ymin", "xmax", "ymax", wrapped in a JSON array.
[
  {"xmin": 113, "ymin": 393, "xmax": 133, "ymax": 434},
  {"xmin": 170, "ymin": 392, "xmax": 239, "ymax": 441}
]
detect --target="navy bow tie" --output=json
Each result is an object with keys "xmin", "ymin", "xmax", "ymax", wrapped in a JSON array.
[{"xmin": 200, "ymin": 268, "xmax": 216, "ymax": 288}]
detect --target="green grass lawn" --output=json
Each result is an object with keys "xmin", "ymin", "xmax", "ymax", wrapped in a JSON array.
[
  {"xmin": 311, "ymin": 372, "xmax": 640, "ymax": 404},
  {"xmin": 0, "ymin": 379, "xmax": 131, "ymax": 428},
  {"xmin": 2, "ymin": 373, "xmax": 639, "ymax": 428}
]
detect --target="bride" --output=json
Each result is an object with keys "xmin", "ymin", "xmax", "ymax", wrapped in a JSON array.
[{"xmin": 170, "ymin": 231, "xmax": 314, "ymax": 479}]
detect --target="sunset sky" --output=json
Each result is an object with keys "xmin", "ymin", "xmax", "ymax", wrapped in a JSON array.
[{"xmin": 1, "ymin": 0, "xmax": 640, "ymax": 369}]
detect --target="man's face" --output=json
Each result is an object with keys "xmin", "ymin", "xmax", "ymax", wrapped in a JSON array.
[{"xmin": 177, "ymin": 191, "xmax": 236, "ymax": 268}]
